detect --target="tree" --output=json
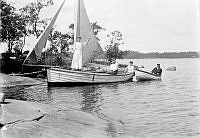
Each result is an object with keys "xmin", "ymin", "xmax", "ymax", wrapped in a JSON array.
[
  {"xmin": 43, "ymin": 27, "xmax": 73, "ymax": 66},
  {"xmin": 91, "ymin": 21, "xmax": 105, "ymax": 40},
  {"xmin": 13, "ymin": 40, "xmax": 24, "ymax": 54},
  {"xmin": 68, "ymin": 22, "xmax": 105, "ymax": 42},
  {"xmin": 1, "ymin": 0, "xmax": 26, "ymax": 53},
  {"xmin": 19, "ymin": 0, "xmax": 54, "ymax": 38},
  {"xmin": 48, "ymin": 30, "xmax": 72, "ymax": 54},
  {"xmin": 105, "ymin": 31, "xmax": 124, "ymax": 62}
]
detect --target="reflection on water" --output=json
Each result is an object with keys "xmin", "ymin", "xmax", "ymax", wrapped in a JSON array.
[
  {"xmin": 79, "ymin": 86, "xmax": 101, "ymax": 113},
  {"xmin": 1, "ymin": 58, "xmax": 200, "ymax": 138},
  {"xmin": 1, "ymin": 84, "xmax": 53, "ymax": 103}
]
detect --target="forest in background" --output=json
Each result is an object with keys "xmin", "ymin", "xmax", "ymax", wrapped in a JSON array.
[{"xmin": 120, "ymin": 51, "xmax": 200, "ymax": 59}]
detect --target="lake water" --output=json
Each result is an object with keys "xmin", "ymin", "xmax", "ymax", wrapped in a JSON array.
[{"xmin": 2, "ymin": 58, "xmax": 200, "ymax": 138}]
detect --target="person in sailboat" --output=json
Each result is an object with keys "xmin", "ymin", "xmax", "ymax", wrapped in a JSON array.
[
  {"xmin": 107, "ymin": 60, "xmax": 119, "ymax": 75},
  {"xmin": 124, "ymin": 61, "xmax": 137, "ymax": 75},
  {"xmin": 124, "ymin": 61, "xmax": 144, "ymax": 73},
  {"xmin": 152, "ymin": 64, "xmax": 162, "ymax": 75},
  {"xmin": 71, "ymin": 36, "xmax": 90, "ymax": 71}
]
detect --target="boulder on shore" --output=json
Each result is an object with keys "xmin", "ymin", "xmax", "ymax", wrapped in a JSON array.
[{"xmin": 0, "ymin": 99, "xmax": 126, "ymax": 138}]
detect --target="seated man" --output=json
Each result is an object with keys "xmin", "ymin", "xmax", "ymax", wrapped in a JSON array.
[
  {"xmin": 124, "ymin": 61, "xmax": 137, "ymax": 74},
  {"xmin": 152, "ymin": 64, "xmax": 162, "ymax": 75},
  {"xmin": 107, "ymin": 60, "xmax": 119, "ymax": 75}
]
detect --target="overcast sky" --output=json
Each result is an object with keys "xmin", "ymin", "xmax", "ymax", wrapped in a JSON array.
[{"xmin": 1, "ymin": 0, "xmax": 200, "ymax": 53}]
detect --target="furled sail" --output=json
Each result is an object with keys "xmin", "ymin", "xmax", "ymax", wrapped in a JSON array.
[
  {"xmin": 74, "ymin": 0, "xmax": 105, "ymax": 66},
  {"xmin": 23, "ymin": 0, "xmax": 66, "ymax": 64}
]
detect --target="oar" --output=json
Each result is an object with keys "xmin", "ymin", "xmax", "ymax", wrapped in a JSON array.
[{"xmin": 136, "ymin": 69, "xmax": 161, "ymax": 77}]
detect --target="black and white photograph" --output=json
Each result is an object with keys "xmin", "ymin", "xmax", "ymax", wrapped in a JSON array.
[{"xmin": 0, "ymin": 0, "xmax": 200, "ymax": 137}]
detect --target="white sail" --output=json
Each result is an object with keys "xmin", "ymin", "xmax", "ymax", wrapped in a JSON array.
[
  {"xmin": 23, "ymin": 0, "xmax": 66, "ymax": 64},
  {"xmin": 74, "ymin": 0, "xmax": 105, "ymax": 66}
]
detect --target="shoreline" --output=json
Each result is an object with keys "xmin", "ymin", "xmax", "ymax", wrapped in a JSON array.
[
  {"xmin": 0, "ymin": 73, "xmax": 43, "ymax": 88},
  {"xmin": 0, "ymin": 73, "xmax": 128, "ymax": 138}
]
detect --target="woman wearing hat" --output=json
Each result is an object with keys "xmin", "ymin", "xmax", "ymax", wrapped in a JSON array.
[{"xmin": 71, "ymin": 36, "xmax": 90, "ymax": 70}]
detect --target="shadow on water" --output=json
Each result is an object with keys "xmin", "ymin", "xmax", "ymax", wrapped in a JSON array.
[
  {"xmin": 1, "ymin": 84, "xmax": 53, "ymax": 103},
  {"xmin": 1, "ymin": 85, "xmax": 29, "ymax": 101}
]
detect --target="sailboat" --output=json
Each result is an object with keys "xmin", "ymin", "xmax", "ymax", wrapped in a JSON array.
[
  {"xmin": 25, "ymin": 0, "xmax": 134, "ymax": 86},
  {"xmin": 19, "ymin": 0, "xmax": 66, "ymax": 77}
]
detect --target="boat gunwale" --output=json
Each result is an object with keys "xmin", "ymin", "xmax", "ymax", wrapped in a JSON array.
[{"xmin": 49, "ymin": 67, "xmax": 134, "ymax": 76}]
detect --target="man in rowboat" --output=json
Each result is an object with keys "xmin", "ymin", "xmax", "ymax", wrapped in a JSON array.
[
  {"xmin": 152, "ymin": 64, "xmax": 162, "ymax": 75},
  {"xmin": 71, "ymin": 36, "xmax": 90, "ymax": 71}
]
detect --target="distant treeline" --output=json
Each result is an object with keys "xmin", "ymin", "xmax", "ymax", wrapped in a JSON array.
[{"xmin": 121, "ymin": 51, "xmax": 200, "ymax": 59}]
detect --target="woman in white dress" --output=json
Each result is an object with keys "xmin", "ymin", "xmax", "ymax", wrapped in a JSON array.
[{"xmin": 71, "ymin": 36, "xmax": 90, "ymax": 70}]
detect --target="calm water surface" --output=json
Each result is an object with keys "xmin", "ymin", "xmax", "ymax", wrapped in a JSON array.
[{"xmin": 3, "ymin": 58, "xmax": 200, "ymax": 138}]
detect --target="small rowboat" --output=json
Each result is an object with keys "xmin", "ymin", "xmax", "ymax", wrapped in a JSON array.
[{"xmin": 133, "ymin": 69, "xmax": 161, "ymax": 81}]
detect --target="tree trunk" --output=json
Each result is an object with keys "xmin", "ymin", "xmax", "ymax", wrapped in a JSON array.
[
  {"xmin": 20, "ymin": 35, "xmax": 26, "ymax": 53},
  {"xmin": 8, "ymin": 39, "xmax": 12, "ymax": 53},
  {"xmin": 34, "ymin": 21, "xmax": 39, "ymax": 38}
]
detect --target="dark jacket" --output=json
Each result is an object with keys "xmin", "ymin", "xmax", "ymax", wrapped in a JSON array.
[{"xmin": 152, "ymin": 67, "xmax": 162, "ymax": 75}]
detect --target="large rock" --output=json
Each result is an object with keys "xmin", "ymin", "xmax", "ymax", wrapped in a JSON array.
[
  {"xmin": 0, "ymin": 73, "xmax": 42, "ymax": 88},
  {"xmin": 0, "ymin": 99, "xmax": 125, "ymax": 138}
]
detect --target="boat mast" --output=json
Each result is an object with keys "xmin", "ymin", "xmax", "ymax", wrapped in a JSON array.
[{"xmin": 75, "ymin": 0, "xmax": 81, "ymax": 42}]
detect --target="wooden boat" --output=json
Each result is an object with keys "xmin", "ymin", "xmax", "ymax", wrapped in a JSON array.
[
  {"xmin": 133, "ymin": 69, "xmax": 161, "ymax": 82},
  {"xmin": 47, "ymin": 68, "xmax": 134, "ymax": 86},
  {"xmin": 21, "ymin": 0, "xmax": 66, "ymax": 77},
  {"xmin": 47, "ymin": 0, "xmax": 134, "ymax": 86},
  {"xmin": 10, "ymin": 70, "xmax": 46, "ymax": 78},
  {"xmin": 9, "ymin": 65, "xmax": 59, "ymax": 78},
  {"xmin": 24, "ymin": 0, "xmax": 134, "ymax": 87}
]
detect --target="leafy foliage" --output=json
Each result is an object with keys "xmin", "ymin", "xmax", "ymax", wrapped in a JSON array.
[
  {"xmin": 91, "ymin": 22, "xmax": 105, "ymax": 40},
  {"xmin": 48, "ymin": 30, "xmax": 72, "ymax": 54},
  {"xmin": 105, "ymin": 31, "xmax": 124, "ymax": 62},
  {"xmin": 1, "ymin": 0, "xmax": 26, "ymax": 53},
  {"xmin": 19, "ymin": 0, "xmax": 54, "ymax": 38}
]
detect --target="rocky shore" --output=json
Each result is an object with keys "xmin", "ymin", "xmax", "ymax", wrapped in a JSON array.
[
  {"xmin": 0, "ymin": 73, "xmax": 130, "ymax": 138},
  {"xmin": 1, "ymin": 99, "xmax": 115, "ymax": 138},
  {"xmin": 0, "ymin": 73, "xmax": 43, "ymax": 88}
]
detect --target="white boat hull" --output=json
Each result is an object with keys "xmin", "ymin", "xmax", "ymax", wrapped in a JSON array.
[
  {"xmin": 133, "ymin": 69, "xmax": 161, "ymax": 82},
  {"xmin": 47, "ymin": 68, "xmax": 134, "ymax": 86}
]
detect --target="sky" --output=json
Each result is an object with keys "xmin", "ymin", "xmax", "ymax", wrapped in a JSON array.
[{"xmin": 1, "ymin": 0, "xmax": 200, "ymax": 53}]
